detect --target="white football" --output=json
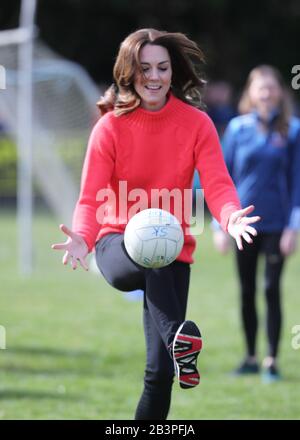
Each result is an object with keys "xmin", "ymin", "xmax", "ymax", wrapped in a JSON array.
[{"xmin": 124, "ymin": 208, "xmax": 184, "ymax": 268}]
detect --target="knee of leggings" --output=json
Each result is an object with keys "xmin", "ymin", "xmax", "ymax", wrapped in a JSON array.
[
  {"xmin": 106, "ymin": 273, "xmax": 135, "ymax": 292},
  {"xmin": 109, "ymin": 275, "xmax": 127, "ymax": 291}
]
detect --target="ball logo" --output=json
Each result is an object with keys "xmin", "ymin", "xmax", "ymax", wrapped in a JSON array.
[{"xmin": 152, "ymin": 226, "xmax": 168, "ymax": 237}]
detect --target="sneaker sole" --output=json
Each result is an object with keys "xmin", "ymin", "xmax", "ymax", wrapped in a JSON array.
[{"xmin": 172, "ymin": 320, "xmax": 202, "ymax": 389}]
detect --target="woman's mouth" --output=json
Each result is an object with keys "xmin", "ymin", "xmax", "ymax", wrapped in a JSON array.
[{"xmin": 145, "ymin": 85, "xmax": 162, "ymax": 91}]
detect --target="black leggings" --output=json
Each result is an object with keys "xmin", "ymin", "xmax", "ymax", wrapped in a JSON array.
[
  {"xmin": 95, "ymin": 233, "xmax": 190, "ymax": 420},
  {"xmin": 235, "ymin": 233, "xmax": 285, "ymax": 359}
]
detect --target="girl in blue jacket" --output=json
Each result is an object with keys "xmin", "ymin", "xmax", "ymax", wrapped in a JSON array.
[{"xmin": 213, "ymin": 65, "xmax": 300, "ymax": 382}]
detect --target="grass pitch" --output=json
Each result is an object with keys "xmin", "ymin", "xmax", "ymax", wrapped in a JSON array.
[{"xmin": 0, "ymin": 209, "xmax": 299, "ymax": 419}]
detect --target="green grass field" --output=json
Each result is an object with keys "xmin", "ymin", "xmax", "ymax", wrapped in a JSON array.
[{"xmin": 0, "ymin": 209, "xmax": 299, "ymax": 420}]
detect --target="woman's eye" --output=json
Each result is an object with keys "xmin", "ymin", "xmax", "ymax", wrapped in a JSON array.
[{"xmin": 142, "ymin": 67, "xmax": 168, "ymax": 73}]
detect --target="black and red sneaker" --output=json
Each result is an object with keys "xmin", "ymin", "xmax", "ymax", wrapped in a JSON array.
[{"xmin": 172, "ymin": 320, "xmax": 202, "ymax": 389}]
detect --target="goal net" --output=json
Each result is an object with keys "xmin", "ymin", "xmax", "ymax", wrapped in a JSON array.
[{"xmin": 0, "ymin": 38, "xmax": 101, "ymax": 223}]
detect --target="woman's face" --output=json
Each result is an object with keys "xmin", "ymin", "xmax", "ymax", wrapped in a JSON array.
[
  {"xmin": 134, "ymin": 44, "xmax": 172, "ymax": 111},
  {"xmin": 248, "ymin": 74, "xmax": 283, "ymax": 116}
]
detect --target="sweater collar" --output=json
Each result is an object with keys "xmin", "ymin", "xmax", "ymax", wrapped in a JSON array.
[{"xmin": 122, "ymin": 92, "xmax": 185, "ymax": 132}]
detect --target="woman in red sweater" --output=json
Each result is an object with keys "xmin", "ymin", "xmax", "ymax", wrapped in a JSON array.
[{"xmin": 52, "ymin": 28, "xmax": 260, "ymax": 419}]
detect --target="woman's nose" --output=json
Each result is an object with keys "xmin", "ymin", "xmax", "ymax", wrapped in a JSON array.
[{"xmin": 148, "ymin": 68, "xmax": 160, "ymax": 80}]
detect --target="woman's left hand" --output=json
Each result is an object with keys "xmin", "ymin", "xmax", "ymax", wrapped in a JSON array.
[{"xmin": 227, "ymin": 205, "xmax": 260, "ymax": 251}]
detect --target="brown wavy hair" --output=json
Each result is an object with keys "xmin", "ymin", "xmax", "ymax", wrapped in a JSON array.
[
  {"xmin": 238, "ymin": 65, "xmax": 292, "ymax": 135},
  {"xmin": 97, "ymin": 28, "xmax": 206, "ymax": 116}
]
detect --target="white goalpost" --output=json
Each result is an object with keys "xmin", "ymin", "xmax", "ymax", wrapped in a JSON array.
[
  {"xmin": 0, "ymin": 0, "xmax": 101, "ymax": 275},
  {"xmin": 17, "ymin": 0, "xmax": 36, "ymax": 275},
  {"xmin": 0, "ymin": 0, "xmax": 36, "ymax": 275}
]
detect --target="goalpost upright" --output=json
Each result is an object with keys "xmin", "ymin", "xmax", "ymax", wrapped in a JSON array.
[
  {"xmin": 1, "ymin": 0, "xmax": 99, "ymax": 275},
  {"xmin": 17, "ymin": 0, "xmax": 37, "ymax": 275},
  {"xmin": 0, "ymin": 0, "xmax": 37, "ymax": 275}
]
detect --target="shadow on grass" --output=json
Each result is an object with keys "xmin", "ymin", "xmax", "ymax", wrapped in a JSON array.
[
  {"xmin": 0, "ymin": 389, "xmax": 81, "ymax": 400},
  {"xmin": 0, "ymin": 365, "xmax": 101, "ymax": 376},
  {"xmin": 6, "ymin": 346, "xmax": 96, "ymax": 358},
  {"xmin": 0, "ymin": 345, "xmax": 140, "ymax": 378}
]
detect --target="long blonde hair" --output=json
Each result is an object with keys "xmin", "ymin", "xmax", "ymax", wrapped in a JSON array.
[
  {"xmin": 97, "ymin": 28, "xmax": 206, "ymax": 116},
  {"xmin": 238, "ymin": 65, "xmax": 292, "ymax": 135}
]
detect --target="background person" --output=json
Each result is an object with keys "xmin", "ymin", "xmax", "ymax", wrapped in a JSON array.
[{"xmin": 213, "ymin": 65, "xmax": 300, "ymax": 382}]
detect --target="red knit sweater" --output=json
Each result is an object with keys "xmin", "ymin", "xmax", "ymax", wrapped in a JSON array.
[{"xmin": 72, "ymin": 93, "xmax": 241, "ymax": 263}]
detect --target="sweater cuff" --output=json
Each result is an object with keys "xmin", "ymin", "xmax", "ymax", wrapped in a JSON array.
[{"xmin": 219, "ymin": 203, "xmax": 241, "ymax": 232}]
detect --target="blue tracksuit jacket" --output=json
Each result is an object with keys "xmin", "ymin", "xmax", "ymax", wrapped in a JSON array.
[{"xmin": 219, "ymin": 111, "xmax": 300, "ymax": 232}]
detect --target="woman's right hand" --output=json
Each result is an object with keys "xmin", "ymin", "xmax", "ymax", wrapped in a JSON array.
[
  {"xmin": 213, "ymin": 230, "xmax": 231, "ymax": 254},
  {"xmin": 51, "ymin": 224, "xmax": 89, "ymax": 270}
]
